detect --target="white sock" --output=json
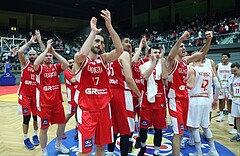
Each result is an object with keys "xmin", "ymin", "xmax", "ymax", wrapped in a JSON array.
[
  {"xmin": 228, "ymin": 113, "xmax": 232, "ymax": 118},
  {"xmin": 154, "ymin": 146, "xmax": 160, "ymax": 155},
  {"xmin": 209, "ymin": 140, "xmax": 216, "ymax": 150},
  {"xmin": 23, "ymin": 134, "xmax": 28, "ymax": 140},
  {"xmin": 141, "ymin": 142, "xmax": 146, "ymax": 147},
  {"xmin": 34, "ymin": 130, "xmax": 38, "ymax": 136},
  {"xmin": 42, "ymin": 148, "xmax": 47, "ymax": 153},
  {"xmin": 56, "ymin": 139, "xmax": 61, "ymax": 146},
  {"xmin": 220, "ymin": 111, "xmax": 224, "ymax": 117},
  {"xmin": 129, "ymin": 137, "xmax": 133, "ymax": 142},
  {"xmin": 107, "ymin": 152, "xmax": 113, "ymax": 156},
  {"xmin": 195, "ymin": 142, "xmax": 202, "ymax": 154}
]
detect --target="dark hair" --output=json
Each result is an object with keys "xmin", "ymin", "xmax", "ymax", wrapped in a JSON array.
[
  {"xmin": 151, "ymin": 45, "xmax": 159, "ymax": 50},
  {"xmin": 96, "ymin": 33, "xmax": 107, "ymax": 46},
  {"xmin": 119, "ymin": 33, "xmax": 130, "ymax": 41},
  {"xmin": 231, "ymin": 62, "xmax": 240, "ymax": 68},
  {"xmin": 221, "ymin": 52, "xmax": 230, "ymax": 58}
]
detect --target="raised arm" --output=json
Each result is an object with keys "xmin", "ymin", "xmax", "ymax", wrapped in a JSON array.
[
  {"xmin": 186, "ymin": 31, "xmax": 213, "ymax": 64},
  {"xmin": 35, "ymin": 30, "xmax": 45, "ymax": 52},
  {"xmin": 50, "ymin": 47, "xmax": 69, "ymax": 70},
  {"xmin": 132, "ymin": 36, "xmax": 146, "ymax": 65},
  {"xmin": 160, "ymin": 45, "xmax": 168, "ymax": 80},
  {"xmin": 121, "ymin": 51, "xmax": 141, "ymax": 97},
  {"xmin": 18, "ymin": 35, "xmax": 37, "ymax": 67},
  {"xmin": 33, "ymin": 39, "xmax": 52, "ymax": 71},
  {"xmin": 168, "ymin": 31, "xmax": 190, "ymax": 68},
  {"xmin": 101, "ymin": 9, "xmax": 123, "ymax": 64},
  {"xmin": 74, "ymin": 17, "xmax": 101, "ymax": 65},
  {"xmin": 139, "ymin": 53, "xmax": 158, "ymax": 80}
]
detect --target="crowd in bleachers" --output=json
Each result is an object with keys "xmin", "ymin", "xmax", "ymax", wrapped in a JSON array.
[{"xmin": 0, "ymin": 13, "xmax": 240, "ymax": 67}]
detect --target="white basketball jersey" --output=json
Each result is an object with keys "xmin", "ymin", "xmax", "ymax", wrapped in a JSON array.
[
  {"xmin": 231, "ymin": 76, "xmax": 240, "ymax": 104},
  {"xmin": 217, "ymin": 62, "xmax": 232, "ymax": 88},
  {"xmin": 203, "ymin": 58, "xmax": 212, "ymax": 70},
  {"xmin": 189, "ymin": 65, "xmax": 212, "ymax": 98}
]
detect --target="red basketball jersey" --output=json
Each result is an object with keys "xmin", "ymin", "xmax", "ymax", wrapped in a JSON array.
[
  {"xmin": 64, "ymin": 68, "xmax": 77, "ymax": 105},
  {"xmin": 141, "ymin": 68, "xmax": 166, "ymax": 109},
  {"xmin": 75, "ymin": 56, "xmax": 112, "ymax": 111},
  {"xmin": 17, "ymin": 62, "xmax": 37, "ymax": 96},
  {"xmin": 108, "ymin": 59, "xmax": 130, "ymax": 90},
  {"xmin": 168, "ymin": 59, "xmax": 188, "ymax": 98},
  {"xmin": 35, "ymin": 63, "xmax": 63, "ymax": 107},
  {"xmin": 132, "ymin": 58, "xmax": 149, "ymax": 96}
]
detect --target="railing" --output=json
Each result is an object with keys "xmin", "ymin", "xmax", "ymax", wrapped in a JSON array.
[{"xmin": 132, "ymin": 32, "xmax": 240, "ymax": 49}]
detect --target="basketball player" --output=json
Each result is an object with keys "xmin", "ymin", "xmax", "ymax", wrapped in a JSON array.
[
  {"xmin": 167, "ymin": 30, "xmax": 213, "ymax": 156},
  {"xmin": 187, "ymin": 56, "xmax": 220, "ymax": 156},
  {"xmin": 138, "ymin": 47, "xmax": 168, "ymax": 156},
  {"xmin": 229, "ymin": 62, "xmax": 240, "ymax": 142},
  {"xmin": 17, "ymin": 30, "xmax": 45, "ymax": 150},
  {"xmin": 216, "ymin": 53, "xmax": 232, "ymax": 123},
  {"xmin": 34, "ymin": 39, "xmax": 69, "ymax": 156},
  {"xmin": 62, "ymin": 58, "xmax": 78, "ymax": 140},
  {"xmin": 73, "ymin": 9, "xmax": 123, "ymax": 156},
  {"xmin": 107, "ymin": 33, "xmax": 141, "ymax": 156}
]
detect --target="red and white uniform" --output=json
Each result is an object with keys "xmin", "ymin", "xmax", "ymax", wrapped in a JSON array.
[
  {"xmin": 17, "ymin": 62, "xmax": 37, "ymax": 116},
  {"xmin": 168, "ymin": 59, "xmax": 189, "ymax": 134},
  {"xmin": 74, "ymin": 56, "xmax": 113, "ymax": 153},
  {"xmin": 132, "ymin": 58, "xmax": 149, "ymax": 115},
  {"xmin": 217, "ymin": 62, "xmax": 232, "ymax": 99},
  {"xmin": 35, "ymin": 63, "xmax": 65, "ymax": 128},
  {"xmin": 187, "ymin": 65, "xmax": 212, "ymax": 128},
  {"xmin": 230, "ymin": 76, "xmax": 240, "ymax": 117},
  {"xmin": 64, "ymin": 68, "xmax": 78, "ymax": 114},
  {"xmin": 139, "ymin": 61, "xmax": 166, "ymax": 129},
  {"xmin": 108, "ymin": 57, "xmax": 134, "ymax": 135}
]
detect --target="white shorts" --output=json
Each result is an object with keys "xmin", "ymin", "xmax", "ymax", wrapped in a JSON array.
[
  {"xmin": 218, "ymin": 87, "xmax": 230, "ymax": 99},
  {"xmin": 231, "ymin": 102, "xmax": 240, "ymax": 117},
  {"xmin": 187, "ymin": 97, "xmax": 211, "ymax": 128}
]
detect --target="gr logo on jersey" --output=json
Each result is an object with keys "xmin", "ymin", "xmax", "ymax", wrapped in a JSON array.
[{"xmin": 85, "ymin": 88, "xmax": 108, "ymax": 95}]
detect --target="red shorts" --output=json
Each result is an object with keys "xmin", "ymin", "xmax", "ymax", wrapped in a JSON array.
[
  {"xmin": 77, "ymin": 104, "xmax": 113, "ymax": 153},
  {"xmin": 139, "ymin": 107, "xmax": 167, "ymax": 129},
  {"xmin": 168, "ymin": 97, "xmax": 189, "ymax": 134},
  {"xmin": 37, "ymin": 103, "xmax": 66, "ymax": 129},
  {"xmin": 18, "ymin": 94, "xmax": 37, "ymax": 116},
  {"xmin": 110, "ymin": 89, "xmax": 135, "ymax": 135},
  {"xmin": 67, "ymin": 101, "xmax": 77, "ymax": 115}
]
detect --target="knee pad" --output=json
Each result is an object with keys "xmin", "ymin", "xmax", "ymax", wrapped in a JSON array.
[
  {"xmin": 202, "ymin": 128, "xmax": 212, "ymax": 139},
  {"xmin": 192, "ymin": 128, "xmax": 201, "ymax": 143},
  {"xmin": 23, "ymin": 115, "xmax": 31, "ymax": 125}
]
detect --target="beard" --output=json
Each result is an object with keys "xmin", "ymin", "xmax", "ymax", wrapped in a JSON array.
[
  {"xmin": 69, "ymin": 65, "xmax": 73, "ymax": 69},
  {"xmin": 29, "ymin": 58, "xmax": 35, "ymax": 63},
  {"xmin": 91, "ymin": 46, "xmax": 102, "ymax": 54}
]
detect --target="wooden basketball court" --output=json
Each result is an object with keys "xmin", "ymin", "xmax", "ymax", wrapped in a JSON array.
[{"xmin": 0, "ymin": 85, "xmax": 239, "ymax": 156}]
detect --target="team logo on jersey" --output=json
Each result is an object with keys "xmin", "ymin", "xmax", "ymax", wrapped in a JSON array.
[
  {"xmin": 180, "ymin": 124, "xmax": 184, "ymax": 131},
  {"xmin": 84, "ymin": 138, "xmax": 93, "ymax": 148},
  {"xmin": 42, "ymin": 119, "xmax": 49, "ymax": 126},
  {"xmin": 141, "ymin": 120, "xmax": 148, "ymax": 126},
  {"xmin": 23, "ymin": 108, "xmax": 29, "ymax": 114}
]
